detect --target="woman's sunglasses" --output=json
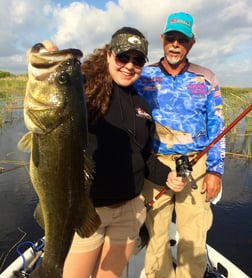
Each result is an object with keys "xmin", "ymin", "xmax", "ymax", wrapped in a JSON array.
[{"xmin": 114, "ymin": 53, "xmax": 146, "ymax": 68}]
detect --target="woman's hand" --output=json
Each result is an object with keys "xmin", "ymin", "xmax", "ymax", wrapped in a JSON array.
[
  {"xmin": 26, "ymin": 40, "xmax": 58, "ymax": 60},
  {"xmin": 166, "ymin": 170, "xmax": 187, "ymax": 192},
  {"xmin": 41, "ymin": 40, "xmax": 59, "ymax": 51}
]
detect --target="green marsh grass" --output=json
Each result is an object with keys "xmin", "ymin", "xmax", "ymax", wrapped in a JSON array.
[
  {"xmin": 0, "ymin": 74, "xmax": 27, "ymax": 124},
  {"xmin": 0, "ymin": 74, "xmax": 27, "ymax": 99},
  {"xmin": 222, "ymin": 87, "xmax": 252, "ymax": 158}
]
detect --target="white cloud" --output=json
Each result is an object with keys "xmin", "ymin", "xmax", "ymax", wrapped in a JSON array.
[
  {"xmin": 0, "ymin": 0, "xmax": 251, "ymax": 87},
  {"xmin": 51, "ymin": 2, "xmax": 120, "ymax": 50}
]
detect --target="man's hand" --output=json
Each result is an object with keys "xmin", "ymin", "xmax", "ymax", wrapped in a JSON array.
[
  {"xmin": 201, "ymin": 173, "xmax": 222, "ymax": 202},
  {"xmin": 166, "ymin": 170, "xmax": 187, "ymax": 192}
]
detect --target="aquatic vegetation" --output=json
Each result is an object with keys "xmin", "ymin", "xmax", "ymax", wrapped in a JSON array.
[
  {"xmin": 0, "ymin": 74, "xmax": 27, "ymax": 97},
  {"xmin": 221, "ymin": 87, "xmax": 252, "ymax": 158},
  {"xmin": 0, "ymin": 75, "xmax": 27, "ymax": 125}
]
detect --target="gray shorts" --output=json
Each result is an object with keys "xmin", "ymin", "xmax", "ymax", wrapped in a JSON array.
[{"xmin": 69, "ymin": 195, "xmax": 146, "ymax": 253}]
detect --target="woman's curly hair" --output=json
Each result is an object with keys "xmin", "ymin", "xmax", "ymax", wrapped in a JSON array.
[{"xmin": 81, "ymin": 44, "xmax": 112, "ymax": 124}]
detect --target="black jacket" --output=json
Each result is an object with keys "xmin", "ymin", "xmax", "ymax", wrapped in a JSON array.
[{"xmin": 87, "ymin": 83, "xmax": 170, "ymax": 207}]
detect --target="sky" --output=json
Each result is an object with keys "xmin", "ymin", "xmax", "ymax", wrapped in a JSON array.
[{"xmin": 0, "ymin": 0, "xmax": 252, "ymax": 87}]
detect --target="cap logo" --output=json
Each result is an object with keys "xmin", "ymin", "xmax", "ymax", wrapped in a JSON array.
[
  {"xmin": 128, "ymin": 36, "xmax": 142, "ymax": 45},
  {"xmin": 170, "ymin": 18, "xmax": 191, "ymax": 27}
]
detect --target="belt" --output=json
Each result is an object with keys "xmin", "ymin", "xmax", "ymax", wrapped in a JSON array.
[
  {"xmin": 106, "ymin": 201, "xmax": 127, "ymax": 208},
  {"xmin": 154, "ymin": 152, "xmax": 199, "ymax": 161}
]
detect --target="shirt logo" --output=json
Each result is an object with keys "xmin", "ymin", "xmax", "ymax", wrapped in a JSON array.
[
  {"xmin": 187, "ymin": 83, "xmax": 207, "ymax": 96},
  {"xmin": 135, "ymin": 107, "xmax": 152, "ymax": 120}
]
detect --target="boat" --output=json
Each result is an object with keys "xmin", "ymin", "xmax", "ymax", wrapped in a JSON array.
[
  {"xmin": 0, "ymin": 238, "xmax": 44, "ymax": 278},
  {"xmin": 136, "ymin": 223, "xmax": 250, "ymax": 278},
  {"xmin": 0, "ymin": 223, "xmax": 249, "ymax": 278}
]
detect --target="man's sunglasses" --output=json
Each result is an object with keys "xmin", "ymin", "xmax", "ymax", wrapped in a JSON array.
[
  {"xmin": 114, "ymin": 53, "xmax": 146, "ymax": 68},
  {"xmin": 164, "ymin": 34, "xmax": 190, "ymax": 44}
]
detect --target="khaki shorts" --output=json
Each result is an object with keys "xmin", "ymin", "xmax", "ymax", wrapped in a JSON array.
[{"xmin": 69, "ymin": 195, "xmax": 146, "ymax": 253}]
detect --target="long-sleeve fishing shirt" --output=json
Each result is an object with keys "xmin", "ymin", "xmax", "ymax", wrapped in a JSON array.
[
  {"xmin": 87, "ymin": 83, "xmax": 170, "ymax": 207},
  {"xmin": 134, "ymin": 59, "xmax": 225, "ymax": 176}
]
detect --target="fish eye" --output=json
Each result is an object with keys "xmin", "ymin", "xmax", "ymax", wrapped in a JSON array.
[{"xmin": 58, "ymin": 72, "xmax": 70, "ymax": 85}]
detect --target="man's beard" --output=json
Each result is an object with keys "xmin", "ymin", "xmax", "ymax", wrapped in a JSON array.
[{"xmin": 165, "ymin": 54, "xmax": 181, "ymax": 65}]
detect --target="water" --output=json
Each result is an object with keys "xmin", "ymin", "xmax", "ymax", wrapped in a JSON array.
[
  {"xmin": 0, "ymin": 119, "xmax": 43, "ymax": 272},
  {"xmin": 208, "ymin": 156, "xmax": 252, "ymax": 276},
  {"xmin": 0, "ymin": 115, "xmax": 251, "ymax": 277}
]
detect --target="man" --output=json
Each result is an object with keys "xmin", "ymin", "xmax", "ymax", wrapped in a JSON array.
[{"xmin": 135, "ymin": 12, "xmax": 225, "ymax": 278}]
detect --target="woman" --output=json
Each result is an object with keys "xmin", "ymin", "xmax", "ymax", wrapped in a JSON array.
[{"xmin": 63, "ymin": 27, "xmax": 186, "ymax": 278}]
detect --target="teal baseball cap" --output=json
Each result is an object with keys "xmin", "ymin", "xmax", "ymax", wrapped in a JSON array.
[{"xmin": 163, "ymin": 12, "xmax": 196, "ymax": 38}]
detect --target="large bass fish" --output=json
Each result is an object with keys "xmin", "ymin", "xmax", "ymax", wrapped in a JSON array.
[{"xmin": 18, "ymin": 43, "xmax": 101, "ymax": 277}]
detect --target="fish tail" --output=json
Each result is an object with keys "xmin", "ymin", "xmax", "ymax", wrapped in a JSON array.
[
  {"xmin": 29, "ymin": 264, "xmax": 62, "ymax": 278},
  {"xmin": 77, "ymin": 195, "xmax": 101, "ymax": 238}
]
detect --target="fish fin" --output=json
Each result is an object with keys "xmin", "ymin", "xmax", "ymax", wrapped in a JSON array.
[
  {"xmin": 31, "ymin": 133, "xmax": 40, "ymax": 167},
  {"xmin": 17, "ymin": 132, "xmax": 33, "ymax": 152},
  {"xmin": 75, "ymin": 152, "xmax": 100, "ymax": 237},
  {"xmin": 34, "ymin": 202, "xmax": 45, "ymax": 230},
  {"xmin": 76, "ymin": 195, "xmax": 101, "ymax": 238}
]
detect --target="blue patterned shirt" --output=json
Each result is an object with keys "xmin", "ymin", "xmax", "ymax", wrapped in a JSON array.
[{"xmin": 135, "ymin": 59, "xmax": 225, "ymax": 175}]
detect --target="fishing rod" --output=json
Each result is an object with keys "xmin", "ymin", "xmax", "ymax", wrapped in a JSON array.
[{"xmin": 147, "ymin": 103, "xmax": 252, "ymax": 208}]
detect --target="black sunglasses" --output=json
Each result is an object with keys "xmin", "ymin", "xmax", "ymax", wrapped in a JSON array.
[
  {"xmin": 114, "ymin": 53, "xmax": 146, "ymax": 68},
  {"xmin": 164, "ymin": 34, "xmax": 190, "ymax": 44}
]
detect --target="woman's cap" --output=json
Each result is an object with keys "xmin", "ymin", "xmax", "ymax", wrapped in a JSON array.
[
  {"xmin": 110, "ymin": 33, "xmax": 148, "ymax": 58},
  {"xmin": 163, "ymin": 12, "xmax": 196, "ymax": 38}
]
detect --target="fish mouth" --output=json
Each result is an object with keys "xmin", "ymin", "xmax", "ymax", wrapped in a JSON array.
[
  {"xmin": 28, "ymin": 43, "xmax": 83, "ymax": 80},
  {"xmin": 29, "ymin": 43, "xmax": 83, "ymax": 66},
  {"xmin": 30, "ymin": 48, "xmax": 83, "ymax": 68}
]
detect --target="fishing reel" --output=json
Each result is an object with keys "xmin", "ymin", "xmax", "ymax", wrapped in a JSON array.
[
  {"xmin": 13, "ymin": 270, "xmax": 30, "ymax": 277},
  {"xmin": 175, "ymin": 155, "xmax": 197, "ymax": 189}
]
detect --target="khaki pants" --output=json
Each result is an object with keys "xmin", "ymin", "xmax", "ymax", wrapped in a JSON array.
[{"xmin": 143, "ymin": 154, "xmax": 213, "ymax": 278}]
